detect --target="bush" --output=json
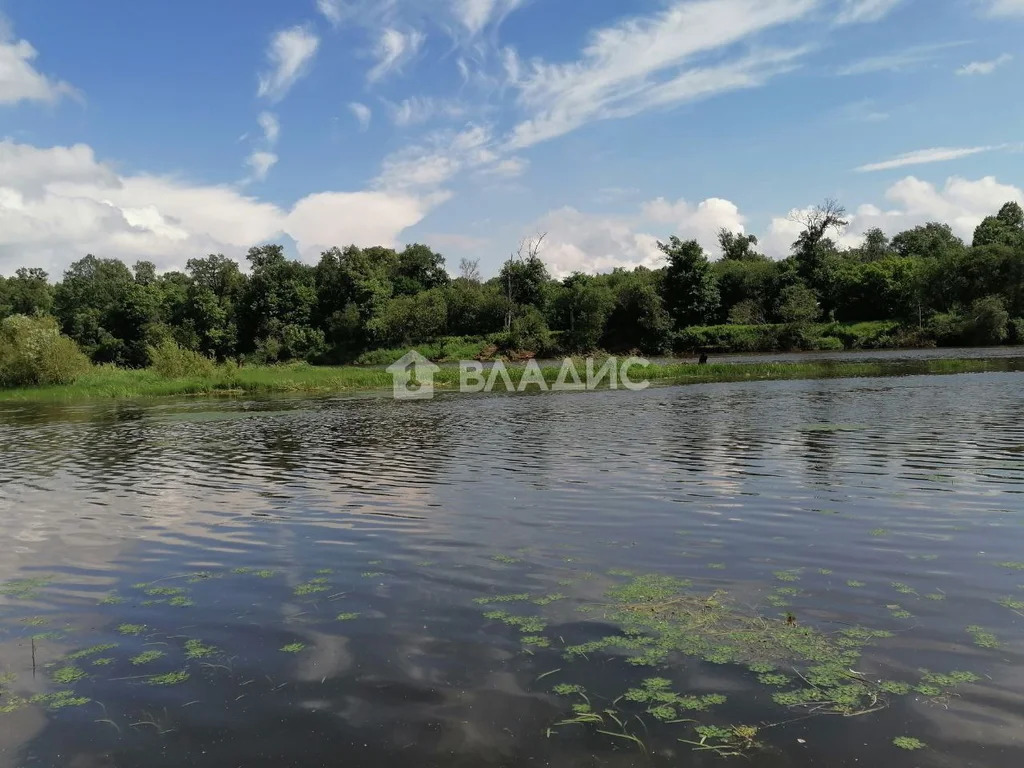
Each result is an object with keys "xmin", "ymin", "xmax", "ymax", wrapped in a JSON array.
[
  {"xmin": 147, "ymin": 340, "xmax": 215, "ymax": 378},
  {"xmin": 0, "ymin": 314, "xmax": 92, "ymax": 386},
  {"xmin": 966, "ymin": 296, "xmax": 1009, "ymax": 345},
  {"xmin": 809, "ymin": 335, "xmax": 844, "ymax": 351},
  {"xmin": 1010, "ymin": 318, "xmax": 1024, "ymax": 344},
  {"xmin": 674, "ymin": 324, "xmax": 780, "ymax": 353}
]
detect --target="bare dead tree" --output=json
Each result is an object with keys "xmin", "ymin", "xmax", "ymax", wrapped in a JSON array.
[
  {"xmin": 458, "ymin": 258, "xmax": 481, "ymax": 282},
  {"xmin": 790, "ymin": 199, "xmax": 849, "ymax": 245}
]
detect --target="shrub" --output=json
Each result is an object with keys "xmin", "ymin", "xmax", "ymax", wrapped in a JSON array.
[
  {"xmin": 147, "ymin": 340, "xmax": 215, "ymax": 378},
  {"xmin": 0, "ymin": 314, "xmax": 91, "ymax": 386},
  {"xmin": 966, "ymin": 296, "xmax": 1009, "ymax": 345},
  {"xmin": 1010, "ymin": 318, "xmax": 1024, "ymax": 344}
]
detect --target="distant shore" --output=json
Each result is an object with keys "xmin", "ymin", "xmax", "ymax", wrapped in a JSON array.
[{"xmin": 1, "ymin": 355, "xmax": 1020, "ymax": 404}]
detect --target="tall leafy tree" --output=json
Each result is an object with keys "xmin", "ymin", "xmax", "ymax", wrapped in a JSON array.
[{"xmin": 659, "ymin": 237, "xmax": 720, "ymax": 328}]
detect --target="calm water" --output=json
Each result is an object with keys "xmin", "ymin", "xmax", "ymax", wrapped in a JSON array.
[{"xmin": 2, "ymin": 368, "xmax": 1024, "ymax": 767}]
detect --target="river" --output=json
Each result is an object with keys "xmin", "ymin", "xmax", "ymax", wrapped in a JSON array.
[{"xmin": 1, "ymin": 365, "xmax": 1023, "ymax": 766}]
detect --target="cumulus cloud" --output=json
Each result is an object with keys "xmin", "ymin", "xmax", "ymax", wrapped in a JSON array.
[
  {"xmin": 349, "ymin": 101, "xmax": 372, "ymax": 131},
  {"xmin": 257, "ymin": 25, "xmax": 319, "ymax": 101},
  {"xmin": 506, "ymin": 0, "xmax": 814, "ymax": 149},
  {"xmin": 368, "ymin": 27, "xmax": 425, "ymax": 82},
  {"xmin": 956, "ymin": 53, "xmax": 1013, "ymax": 75},
  {"xmin": 855, "ymin": 145, "xmax": 1005, "ymax": 172},
  {"xmin": 527, "ymin": 195, "xmax": 749, "ymax": 277},
  {"xmin": 0, "ymin": 28, "xmax": 78, "ymax": 104},
  {"xmin": 834, "ymin": 0, "xmax": 903, "ymax": 24},
  {"xmin": 0, "ymin": 139, "xmax": 437, "ymax": 275}
]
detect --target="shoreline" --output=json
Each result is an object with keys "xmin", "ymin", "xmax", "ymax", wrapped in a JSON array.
[{"xmin": 1, "ymin": 354, "xmax": 1022, "ymax": 404}]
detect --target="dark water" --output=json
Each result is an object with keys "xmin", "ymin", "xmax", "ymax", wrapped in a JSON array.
[{"xmin": 2, "ymin": 370, "xmax": 1024, "ymax": 767}]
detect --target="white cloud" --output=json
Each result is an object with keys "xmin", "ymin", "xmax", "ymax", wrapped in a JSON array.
[
  {"xmin": 834, "ymin": 0, "xmax": 903, "ymax": 24},
  {"xmin": 837, "ymin": 41, "xmax": 967, "ymax": 75},
  {"xmin": 385, "ymin": 96, "xmax": 467, "ymax": 126},
  {"xmin": 956, "ymin": 53, "xmax": 1013, "ymax": 75},
  {"xmin": 349, "ymin": 102, "xmax": 372, "ymax": 131},
  {"xmin": 764, "ymin": 175, "xmax": 1024, "ymax": 256},
  {"xmin": 257, "ymin": 111, "xmax": 280, "ymax": 144},
  {"xmin": 0, "ymin": 139, "xmax": 438, "ymax": 274},
  {"xmin": 376, "ymin": 123, "xmax": 501, "ymax": 192},
  {"xmin": 528, "ymin": 195, "xmax": 748, "ymax": 277},
  {"xmin": 284, "ymin": 191, "xmax": 433, "ymax": 257},
  {"xmin": 506, "ymin": 0, "xmax": 815, "ymax": 149},
  {"xmin": 479, "ymin": 156, "xmax": 528, "ymax": 178},
  {"xmin": 983, "ymin": 0, "xmax": 1024, "ymax": 16},
  {"xmin": 244, "ymin": 151, "xmax": 278, "ymax": 182},
  {"xmin": 368, "ymin": 27, "xmax": 425, "ymax": 83},
  {"xmin": 453, "ymin": 0, "xmax": 524, "ymax": 35},
  {"xmin": 257, "ymin": 25, "xmax": 319, "ymax": 101},
  {"xmin": 0, "ymin": 28, "xmax": 77, "ymax": 105},
  {"xmin": 855, "ymin": 145, "xmax": 1004, "ymax": 172}
]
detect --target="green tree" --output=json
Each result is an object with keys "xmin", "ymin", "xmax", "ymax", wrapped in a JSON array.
[
  {"xmin": 973, "ymin": 202, "xmax": 1024, "ymax": 249},
  {"xmin": 718, "ymin": 229, "xmax": 764, "ymax": 261},
  {"xmin": 555, "ymin": 273, "xmax": 615, "ymax": 351},
  {"xmin": 393, "ymin": 244, "xmax": 449, "ymax": 296},
  {"xmin": 659, "ymin": 237, "xmax": 720, "ymax": 328},
  {"xmin": 892, "ymin": 222, "xmax": 965, "ymax": 260},
  {"xmin": 0, "ymin": 268, "xmax": 54, "ymax": 318}
]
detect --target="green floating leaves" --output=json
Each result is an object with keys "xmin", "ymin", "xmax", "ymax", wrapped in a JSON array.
[
  {"xmin": 147, "ymin": 670, "xmax": 189, "ymax": 686},
  {"xmin": 965, "ymin": 626, "xmax": 1000, "ymax": 648},
  {"xmin": 184, "ymin": 639, "xmax": 217, "ymax": 659},
  {"xmin": 279, "ymin": 643, "xmax": 306, "ymax": 654},
  {"xmin": 117, "ymin": 624, "xmax": 146, "ymax": 636},
  {"xmin": 130, "ymin": 650, "xmax": 165, "ymax": 666},
  {"xmin": 893, "ymin": 736, "xmax": 926, "ymax": 751}
]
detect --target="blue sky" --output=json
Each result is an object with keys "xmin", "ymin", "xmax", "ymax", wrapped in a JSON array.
[{"xmin": 0, "ymin": 0, "xmax": 1021, "ymax": 277}]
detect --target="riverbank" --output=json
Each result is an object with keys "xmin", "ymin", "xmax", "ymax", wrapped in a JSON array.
[{"xmin": 0, "ymin": 355, "xmax": 1020, "ymax": 403}]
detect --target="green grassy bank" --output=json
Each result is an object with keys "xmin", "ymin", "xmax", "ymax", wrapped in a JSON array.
[{"xmin": 0, "ymin": 356, "xmax": 1019, "ymax": 403}]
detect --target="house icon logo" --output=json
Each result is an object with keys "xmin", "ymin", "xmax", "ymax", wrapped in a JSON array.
[{"xmin": 386, "ymin": 351, "xmax": 441, "ymax": 400}]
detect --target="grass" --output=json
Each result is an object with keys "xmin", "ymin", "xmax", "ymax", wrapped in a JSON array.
[{"xmin": 0, "ymin": 355, "xmax": 1019, "ymax": 403}]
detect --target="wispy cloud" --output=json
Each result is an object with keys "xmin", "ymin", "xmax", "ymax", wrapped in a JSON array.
[
  {"xmin": 835, "ymin": 0, "xmax": 903, "ymax": 24},
  {"xmin": 257, "ymin": 112, "xmax": 280, "ymax": 145},
  {"xmin": 368, "ymin": 27, "xmax": 425, "ymax": 83},
  {"xmin": 983, "ymin": 0, "xmax": 1024, "ymax": 17},
  {"xmin": 244, "ymin": 151, "xmax": 278, "ymax": 182},
  {"xmin": 838, "ymin": 40, "xmax": 968, "ymax": 75},
  {"xmin": 855, "ymin": 145, "xmax": 1004, "ymax": 172},
  {"xmin": 506, "ymin": 0, "xmax": 816, "ymax": 149},
  {"xmin": 349, "ymin": 102, "xmax": 372, "ymax": 131},
  {"xmin": 956, "ymin": 53, "xmax": 1013, "ymax": 75},
  {"xmin": 385, "ymin": 96, "xmax": 467, "ymax": 126},
  {"xmin": 257, "ymin": 25, "xmax": 319, "ymax": 101},
  {"xmin": 452, "ymin": 0, "xmax": 524, "ymax": 35}
]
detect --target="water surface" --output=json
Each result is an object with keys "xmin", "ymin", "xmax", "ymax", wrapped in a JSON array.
[{"xmin": 2, "ymin": 369, "xmax": 1024, "ymax": 766}]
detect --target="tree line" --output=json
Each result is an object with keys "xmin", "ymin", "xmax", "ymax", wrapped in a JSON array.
[{"xmin": 2, "ymin": 199, "xmax": 1023, "ymax": 368}]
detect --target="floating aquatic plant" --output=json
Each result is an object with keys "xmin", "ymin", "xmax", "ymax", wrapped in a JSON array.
[
  {"xmin": 50, "ymin": 666, "xmax": 86, "ymax": 684},
  {"xmin": 893, "ymin": 736, "xmax": 926, "ymax": 751},
  {"xmin": 492, "ymin": 554, "xmax": 522, "ymax": 565},
  {"xmin": 473, "ymin": 593, "xmax": 530, "ymax": 605},
  {"xmin": 679, "ymin": 724, "xmax": 761, "ymax": 757},
  {"xmin": 965, "ymin": 626, "xmax": 1000, "ymax": 648},
  {"xmin": 184, "ymin": 639, "xmax": 217, "ymax": 659},
  {"xmin": 533, "ymin": 593, "xmax": 567, "ymax": 606},
  {"xmin": 294, "ymin": 578, "xmax": 329, "ymax": 596},
  {"xmin": 98, "ymin": 594, "xmax": 123, "ymax": 605},
  {"xmin": 0, "ymin": 576, "xmax": 52, "ymax": 599},
  {"xmin": 130, "ymin": 650, "xmax": 165, "ymax": 665},
  {"xmin": 622, "ymin": 678, "xmax": 726, "ymax": 721},
  {"xmin": 335, "ymin": 612, "xmax": 360, "ymax": 622},
  {"xmin": 31, "ymin": 690, "xmax": 90, "ymax": 710},
  {"xmin": 117, "ymin": 624, "xmax": 146, "ymax": 636},
  {"xmin": 66, "ymin": 644, "xmax": 117, "ymax": 661},
  {"xmin": 847, "ymin": 580, "xmax": 866, "ymax": 588},
  {"xmin": 280, "ymin": 643, "xmax": 306, "ymax": 653},
  {"xmin": 870, "ymin": 529, "xmax": 890, "ymax": 537},
  {"xmin": 482, "ymin": 610, "xmax": 547, "ymax": 634},
  {"xmin": 147, "ymin": 670, "xmax": 189, "ymax": 686}
]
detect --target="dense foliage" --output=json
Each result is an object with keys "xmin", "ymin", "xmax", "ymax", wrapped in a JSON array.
[{"xmin": 1, "ymin": 200, "xmax": 1023, "ymax": 369}]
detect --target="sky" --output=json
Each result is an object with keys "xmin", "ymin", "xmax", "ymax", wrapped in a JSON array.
[{"xmin": 0, "ymin": 0, "xmax": 1022, "ymax": 279}]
